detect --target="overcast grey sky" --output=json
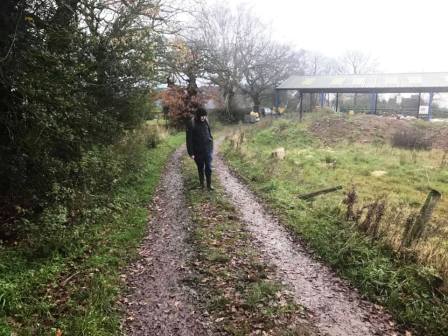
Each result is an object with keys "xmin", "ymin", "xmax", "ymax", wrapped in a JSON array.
[{"xmin": 223, "ymin": 0, "xmax": 448, "ymax": 73}]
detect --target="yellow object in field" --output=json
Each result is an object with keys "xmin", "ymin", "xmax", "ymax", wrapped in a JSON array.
[
  {"xmin": 245, "ymin": 111, "xmax": 260, "ymax": 123},
  {"xmin": 250, "ymin": 111, "xmax": 259, "ymax": 118},
  {"xmin": 278, "ymin": 107, "xmax": 285, "ymax": 114}
]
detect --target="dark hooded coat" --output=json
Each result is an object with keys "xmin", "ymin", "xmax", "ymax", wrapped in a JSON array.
[{"xmin": 186, "ymin": 117, "xmax": 213, "ymax": 157}]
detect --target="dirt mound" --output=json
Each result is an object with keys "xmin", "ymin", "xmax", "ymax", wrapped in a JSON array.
[
  {"xmin": 430, "ymin": 124, "xmax": 448, "ymax": 149},
  {"xmin": 309, "ymin": 114, "xmax": 448, "ymax": 149}
]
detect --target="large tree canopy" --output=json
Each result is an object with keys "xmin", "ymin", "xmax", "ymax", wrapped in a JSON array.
[{"xmin": 0, "ymin": 0, "xmax": 173, "ymax": 234}]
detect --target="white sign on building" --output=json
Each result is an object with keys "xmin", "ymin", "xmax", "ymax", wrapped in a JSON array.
[{"xmin": 419, "ymin": 105, "xmax": 429, "ymax": 115}]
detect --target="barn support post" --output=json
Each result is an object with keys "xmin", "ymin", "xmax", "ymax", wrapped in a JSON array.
[
  {"xmin": 335, "ymin": 92, "xmax": 339, "ymax": 112},
  {"xmin": 417, "ymin": 92, "xmax": 421, "ymax": 118},
  {"xmin": 401, "ymin": 189, "xmax": 441, "ymax": 248},
  {"xmin": 370, "ymin": 92, "xmax": 378, "ymax": 114},
  {"xmin": 274, "ymin": 89, "xmax": 280, "ymax": 113},
  {"xmin": 375, "ymin": 93, "xmax": 378, "ymax": 114},
  {"xmin": 428, "ymin": 92, "xmax": 434, "ymax": 120},
  {"xmin": 299, "ymin": 91, "xmax": 303, "ymax": 122},
  {"xmin": 319, "ymin": 91, "xmax": 324, "ymax": 108}
]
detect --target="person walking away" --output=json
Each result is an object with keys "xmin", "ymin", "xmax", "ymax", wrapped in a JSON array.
[{"xmin": 186, "ymin": 107, "xmax": 214, "ymax": 190}]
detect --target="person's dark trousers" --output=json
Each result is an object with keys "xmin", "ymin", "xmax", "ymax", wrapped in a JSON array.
[{"xmin": 194, "ymin": 150, "xmax": 213, "ymax": 189}]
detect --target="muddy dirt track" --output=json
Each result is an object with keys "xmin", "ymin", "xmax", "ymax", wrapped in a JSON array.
[
  {"xmin": 121, "ymin": 147, "xmax": 214, "ymax": 336},
  {"xmin": 121, "ymin": 143, "xmax": 403, "ymax": 336}
]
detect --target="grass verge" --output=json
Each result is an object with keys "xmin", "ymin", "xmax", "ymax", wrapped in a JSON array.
[
  {"xmin": 0, "ymin": 133, "xmax": 183, "ymax": 336},
  {"xmin": 222, "ymin": 119, "xmax": 448, "ymax": 336},
  {"xmin": 182, "ymin": 155, "xmax": 317, "ymax": 336}
]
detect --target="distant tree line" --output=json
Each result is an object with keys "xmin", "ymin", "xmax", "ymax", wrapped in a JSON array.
[{"xmin": 160, "ymin": 3, "xmax": 379, "ymax": 122}]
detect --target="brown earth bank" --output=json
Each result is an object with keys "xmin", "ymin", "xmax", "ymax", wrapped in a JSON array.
[{"xmin": 308, "ymin": 114, "xmax": 448, "ymax": 149}]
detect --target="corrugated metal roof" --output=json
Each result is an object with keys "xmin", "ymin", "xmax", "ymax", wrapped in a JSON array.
[{"xmin": 277, "ymin": 72, "xmax": 448, "ymax": 93}]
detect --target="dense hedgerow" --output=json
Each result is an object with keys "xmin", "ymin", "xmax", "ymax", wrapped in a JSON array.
[{"xmin": 0, "ymin": 0, "xmax": 161, "ymax": 239}]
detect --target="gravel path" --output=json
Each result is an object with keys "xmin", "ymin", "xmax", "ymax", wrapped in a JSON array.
[
  {"xmin": 121, "ymin": 147, "xmax": 213, "ymax": 336},
  {"xmin": 214, "ymin": 144, "xmax": 402, "ymax": 336}
]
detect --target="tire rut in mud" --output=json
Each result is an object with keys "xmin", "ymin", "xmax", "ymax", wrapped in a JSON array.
[{"xmin": 121, "ymin": 147, "xmax": 213, "ymax": 336}]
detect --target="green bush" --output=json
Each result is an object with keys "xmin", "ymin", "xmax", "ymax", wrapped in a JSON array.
[
  {"xmin": 391, "ymin": 129, "xmax": 432, "ymax": 150},
  {"xmin": 11, "ymin": 125, "xmax": 168, "ymax": 257},
  {"xmin": 144, "ymin": 125, "xmax": 164, "ymax": 149},
  {"xmin": 210, "ymin": 107, "xmax": 251, "ymax": 123}
]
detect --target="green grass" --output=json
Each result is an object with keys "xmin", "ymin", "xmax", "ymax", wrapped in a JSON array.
[
  {"xmin": 244, "ymin": 281, "xmax": 282, "ymax": 309},
  {"xmin": 182, "ymin": 156, "xmax": 316, "ymax": 336},
  {"xmin": 0, "ymin": 133, "xmax": 183, "ymax": 336},
  {"xmin": 223, "ymin": 118, "xmax": 448, "ymax": 336}
]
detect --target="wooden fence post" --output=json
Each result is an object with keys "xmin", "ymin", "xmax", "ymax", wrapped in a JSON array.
[{"xmin": 402, "ymin": 189, "xmax": 441, "ymax": 248}]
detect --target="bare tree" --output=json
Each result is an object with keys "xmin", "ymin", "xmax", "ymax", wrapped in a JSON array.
[
  {"xmin": 192, "ymin": 3, "xmax": 307, "ymax": 116},
  {"xmin": 162, "ymin": 37, "xmax": 206, "ymax": 95},
  {"xmin": 239, "ymin": 40, "xmax": 306, "ymax": 112},
  {"xmin": 304, "ymin": 51, "xmax": 338, "ymax": 76},
  {"xmin": 301, "ymin": 52, "xmax": 338, "ymax": 110},
  {"xmin": 227, "ymin": 6, "xmax": 307, "ymax": 112},
  {"xmin": 337, "ymin": 50, "xmax": 378, "ymax": 75},
  {"xmin": 192, "ymin": 3, "xmax": 249, "ymax": 120},
  {"xmin": 337, "ymin": 50, "xmax": 378, "ymax": 108}
]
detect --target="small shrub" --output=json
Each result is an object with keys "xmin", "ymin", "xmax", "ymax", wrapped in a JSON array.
[
  {"xmin": 343, "ymin": 188, "xmax": 358, "ymax": 221},
  {"xmin": 358, "ymin": 200, "xmax": 386, "ymax": 238},
  {"xmin": 141, "ymin": 123, "xmax": 169, "ymax": 149},
  {"xmin": 227, "ymin": 131, "xmax": 245, "ymax": 151},
  {"xmin": 391, "ymin": 129, "xmax": 432, "ymax": 150},
  {"xmin": 145, "ymin": 127, "xmax": 162, "ymax": 148},
  {"xmin": 440, "ymin": 150, "xmax": 448, "ymax": 168},
  {"xmin": 276, "ymin": 119, "xmax": 290, "ymax": 131},
  {"xmin": 212, "ymin": 107, "xmax": 250, "ymax": 123}
]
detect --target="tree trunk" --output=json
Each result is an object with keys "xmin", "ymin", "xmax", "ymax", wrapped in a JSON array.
[
  {"xmin": 187, "ymin": 76, "xmax": 198, "ymax": 98},
  {"xmin": 185, "ymin": 76, "xmax": 199, "ymax": 118},
  {"xmin": 52, "ymin": 0, "xmax": 80, "ymax": 27},
  {"xmin": 298, "ymin": 186, "xmax": 343, "ymax": 200},
  {"xmin": 224, "ymin": 89, "xmax": 234, "ymax": 121},
  {"xmin": 252, "ymin": 94, "xmax": 260, "ymax": 114},
  {"xmin": 48, "ymin": 0, "xmax": 80, "ymax": 52}
]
